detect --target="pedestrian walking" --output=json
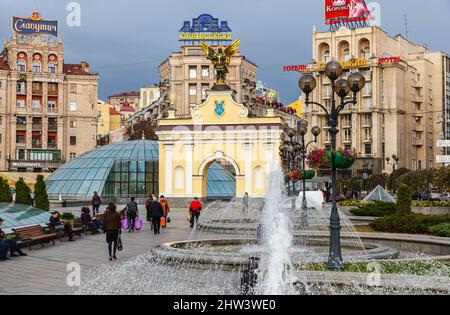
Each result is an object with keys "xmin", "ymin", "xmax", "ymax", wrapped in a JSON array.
[
  {"xmin": 242, "ymin": 192, "xmax": 250, "ymax": 213},
  {"xmin": 92, "ymin": 192, "xmax": 102, "ymax": 216},
  {"xmin": 189, "ymin": 197, "xmax": 202, "ymax": 228},
  {"xmin": 30, "ymin": 192, "xmax": 35, "ymax": 207},
  {"xmin": 160, "ymin": 195, "xmax": 170, "ymax": 223},
  {"xmin": 148, "ymin": 197, "xmax": 163, "ymax": 235},
  {"xmin": 125, "ymin": 197, "xmax": 139, "ymax": 233},
  {"xmin": 104, "ymin": 203, "xmax": 122, "ymax": 261}
]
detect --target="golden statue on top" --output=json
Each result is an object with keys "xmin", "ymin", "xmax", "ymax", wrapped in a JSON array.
[{"xmin": 200, "ymin": 39, "xmax": 240, "ymax": 88}]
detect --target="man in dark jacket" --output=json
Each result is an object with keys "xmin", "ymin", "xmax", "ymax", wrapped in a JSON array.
[
  {"xmin": 92, "ymin": 192, "xmax": 102, "ymax": 216},
  {"xmin": 148, "ymin": 198, "xmax": 163, "ymax": 235},
  {"xmin": 125, "ymin": 197, "xmax": 139, "ymax": 233},
  {"xmin": 0, "ymin": 218, "xmax": 27, "ymax": 260}
]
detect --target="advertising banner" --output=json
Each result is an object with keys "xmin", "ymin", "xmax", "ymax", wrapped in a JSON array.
[
  {"xmin": 13, "ymin": 15, "xmax": 58, "ymax": 37},
  {"xmin": 325, "ymin": 0, "xmax": 372, "ymax": 25}
]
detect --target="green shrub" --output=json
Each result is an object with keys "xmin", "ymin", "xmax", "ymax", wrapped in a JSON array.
[
  {"xmin": 34, "ymin": 175, "xmax": 49, "ymax": 210},
  {"xmin": 396, "ymin": 184, "xmax": 412, "ymax": 215},
  {"xmin": 428, "ymin": 223, "xmax": 450, "ymax": 237},
  {"xmin": 371, "ymin": 214, "xmax": 450, "ymax": 234},
  {"xmin": 0, "ymin": 177, "xmax": 12, "ymax": 203},
  {"xmin": 61, "ymin": 212, "xmax": 75, "ymax": 221},
  {"xmin": 15, "ymin": 178, "xmax": 31, "ymax": 205},
  {"xmin": 350, "ymin": 201, "xmax": 397, "ymax": 217}
]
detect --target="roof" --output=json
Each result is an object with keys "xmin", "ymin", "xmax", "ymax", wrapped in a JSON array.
[
  {"xmin": 109, "ymin": 107, "xmax": 121, "ymax": 115},
  {"xmin": 0, "ymin": 203, "xmax": 50, "ymax": 232},
  {"xmin": 109, "ymin": 91, "xmax": 140, "ymax": 98},
  {"xmin": 63, "ymin": 64, "xmax": 94, "ymax": 76},
  {"xmin": 120, "ymin": 105, "xmax": 135, "ymax": 112},
  {"xmin": 0, "ymin": 56, "xmax": 11, "ymax": 71},
  {"xmin": 363, "ymin": 186, "xmax": 396, "ymax": 203}
]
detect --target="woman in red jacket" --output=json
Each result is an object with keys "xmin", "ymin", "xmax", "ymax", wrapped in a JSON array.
[{"xmin": 189, "ymin": 197, "xmax": 202, "ymax": 228}]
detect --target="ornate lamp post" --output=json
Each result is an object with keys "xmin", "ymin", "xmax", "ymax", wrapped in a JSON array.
[
  {"xmin": 279, "ymin": 121, "xmax": 321, "ymax": 229},
  {"xmin": 299, "ymin": 61, "xmax": 366, "ymax": 270},
  {"xmin": 386, "ymin": 154, "xmax": 400, "ymax": 172}
]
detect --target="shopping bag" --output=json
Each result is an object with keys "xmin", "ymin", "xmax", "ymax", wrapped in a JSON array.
[
  {"xmin": 121, "ymin": 218, "xmax": 129, "ymax": 231},
  {"xmin": 161, "ymin": 217, "xmax": 167, "ymax": 228},
  {"xmin": 135, "ymin": 217, "xmax": 142, "ymax": 231},
  {"xmin": 117, "ymin": 231, "xmax": 123, "ymax": 251}
]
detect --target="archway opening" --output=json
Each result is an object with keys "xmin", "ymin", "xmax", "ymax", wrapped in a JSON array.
[{"xmin": 205, "ymin": 160, "xmax": 237, "ymax": 201}]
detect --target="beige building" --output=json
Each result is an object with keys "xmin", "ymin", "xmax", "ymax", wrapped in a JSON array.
[
  {"xmin": 108, "ymin": 91, "xmax": 140, "ymax": 109},
  {"xmin": 97, "ymin": 101, "xmax": 121, "ymax": 136},
  {"xmin": 158, "ymin": 45, "xmax": 257, "ymax": 117},
  {"xmin": 0, "ymin": 33, "xmax": 99, "ymax": 172},
  {"xmin": 301, "ymin": 26, "xmax": 450, "ymax": 175},
  {"xmin": 140, "ymin": 86, "xmax": 160, "ymax": 109}
]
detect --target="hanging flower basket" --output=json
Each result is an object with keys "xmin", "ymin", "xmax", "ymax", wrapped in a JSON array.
[
  {"xmin": 327, "ymin": 149, "xmax": 357, "ymax": 169},
  {"xmin": 306, "ymin": 148, "xmax": 332, "ymax": 170},
  {"xmin": 287, "ymin": 170, "xmax": 316, "ymax": 181}
]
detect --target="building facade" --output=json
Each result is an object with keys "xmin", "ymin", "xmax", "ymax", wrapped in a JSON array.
[
  {"xmin": 97, "ymin": 101, "xmax": 121, "ymax": 136},
  {"xmin": 158, "ymin": 46, "xmax": 257, "ymax": 117},
  {"xmin": 139, "ymin": 86, "xmax": 160, "ymax": 109},
  {"xmin": 108, "ymin": 91, "xmax": 140, "ymax": 110},
  {"xmin": 301, "ymin": 26, "xmax": 450, "ymax": 176},
  {"xmin": 0, "ymin": 32, "xmax": 99, "ymax": 172}
]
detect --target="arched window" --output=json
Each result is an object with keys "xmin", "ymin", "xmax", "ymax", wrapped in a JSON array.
[
  {"xmin": 174, "ymin": 166, "xmax": 185, "ymax": 190},
  {"xmin": 48, "ymin": 62, "xmax": 57, "ymax": 74},
  {"xmin": 254, "ymin": 166, "xmax": 265, "ymax": 190},
  {"xmin": 318, "ymin": 42, "xmax": 331, "ymax": 63},
  {"xmin": 17, "ymin": 60, "xmax": 26, "ymax": 72},
  {"xmin": 338, "ymin": 41, "xmax": 351, "ymax": 61},
  {"xmin": 32, "ymin": 61, "xmax": 41, "ymax": 73}
]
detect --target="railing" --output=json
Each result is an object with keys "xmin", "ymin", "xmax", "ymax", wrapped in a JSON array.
[
  {"xmin": 48, "ymin": 124, "xmax": 58, "ymax": 132},
  {"xmin": 31, "ymin": 107, "xmax": 42, "ymax": 113}
]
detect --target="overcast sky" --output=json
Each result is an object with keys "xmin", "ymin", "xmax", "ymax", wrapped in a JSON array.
[{"xmin": 1, "ymin": 0, "xmax": 450, "ymax": 103}]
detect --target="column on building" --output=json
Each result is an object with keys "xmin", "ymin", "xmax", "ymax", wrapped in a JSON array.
[
  {"xmin": 243, "ymin": 142, "xmax": 253, "ymax": 195},
  {"xmin": 164, "ymin": 143, "xmax": 174, "ymax": 196},
  {"xmin": 184, "ymin": 142, "xmax": 194, "ymax": 196}
]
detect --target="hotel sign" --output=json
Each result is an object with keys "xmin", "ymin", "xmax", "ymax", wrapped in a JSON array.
[
  {"xmin": 13, "ymin": 13, "xmax": 58, "ymax": 37},
  {"xmin": 179, "ymin": 14, "xmax": 232, "ymax": 43}
]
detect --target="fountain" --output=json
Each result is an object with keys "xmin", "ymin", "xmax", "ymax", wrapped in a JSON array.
[{"xmin": 78, "ymin": 164, "xmax": 450, "ymax": 295}]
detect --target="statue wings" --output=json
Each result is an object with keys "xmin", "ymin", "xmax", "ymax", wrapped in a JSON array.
[
  {"xmin": 200, "ymin": 42, "xmax": 215, "ymax": 60},
  {"xmin": 225, "ymin": 39, "xmax": 240, "ymax": 57}
]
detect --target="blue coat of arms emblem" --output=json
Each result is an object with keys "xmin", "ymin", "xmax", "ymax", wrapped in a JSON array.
[{"xmin": 214, "ymin": 101, "xmax": 225, "ymax": 117}]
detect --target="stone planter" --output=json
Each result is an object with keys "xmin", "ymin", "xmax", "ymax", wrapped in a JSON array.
[{"xmin": 412, "ymin": 207, "xmax": 450, "ymax": 216}]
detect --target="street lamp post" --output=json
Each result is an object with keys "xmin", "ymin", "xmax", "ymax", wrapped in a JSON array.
[
  {"xmin": 299, "ymin": 61, "xmax": 366, "ymax": 270},
  {"xmin": 386, "ymin": 154, "xmax": 400, "ymax": 172},
  {"xmin": 279, "ymin": 122, "xmax": 321, "ymax": 229}
]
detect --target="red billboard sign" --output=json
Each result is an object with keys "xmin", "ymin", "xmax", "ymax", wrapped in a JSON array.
[
  {"xmin": 283, "ymin": 65, "xmax": 307, "ymax": 72},
  {"xmin": 325, "ymin": 0, "xmax": 372, "ymax": 25}
]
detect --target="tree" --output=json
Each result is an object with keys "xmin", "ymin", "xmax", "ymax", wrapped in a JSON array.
[
  {"xmin": 387, "ymin": 167, "xmax": 409, "ymax": 192},
  {"xmin": 0, "ymin": 177, "xmax": 12, "ymax": 203},
  {"xmin": 34, "ymin": 175, "xmax": 49, "ymax": 210},
  {"xmin": 363, "ymin": 174, "xmax": 388, "ymax": 192},
  {"xmin": 433, "ymin": 167, "xmax": 450, "ymax": 191},
  {"xmin": 396, "ymin": 183, "xmax": 412, "ymax": 215},
  {"xmin": 125, "ymin": 118, "xmax": 158, "ymax": 141},
  {"xmin": 15, "ymin": 178, "xmax": 31, "ymax": 205},
  {"xmin": 398, "ymin": 169, "xmax": 433, "ymax": 192}
]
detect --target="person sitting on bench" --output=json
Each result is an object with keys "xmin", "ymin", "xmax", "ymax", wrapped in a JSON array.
[
  {"xmin": 0, "ymin": 217, "xmax": 27, "ymax": 260},
  {"xmin": 49, "ymin": 211, "xmax": 74, "ymax": 242},
  {"xmin": 81, "ymin": 207, "xmax": 102, "ymax": 233}
]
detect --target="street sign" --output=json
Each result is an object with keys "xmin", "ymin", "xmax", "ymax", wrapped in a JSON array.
[
  {"xmin": 436, "ymin": 155, "xmax": 450, "ymax": 163},
  {"xmin": 437, "ymin": 140, "xmax": 450, "ymax": 148}
]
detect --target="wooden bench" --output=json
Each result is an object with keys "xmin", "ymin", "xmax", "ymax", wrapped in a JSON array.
[{"xmin": 13, "ymin": 225, "xmax": 57, "ymax": 250}]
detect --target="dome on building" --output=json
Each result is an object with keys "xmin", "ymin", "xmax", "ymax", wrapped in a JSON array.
[{"xmin": 46, "ymin": 140, "xmax": 235, "ymax": 200}]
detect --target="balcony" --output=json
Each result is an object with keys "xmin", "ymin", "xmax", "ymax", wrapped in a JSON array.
[
  {"xmin": 48, "ymin": 90, "xmax": 58, "ymax": 96},
  {"xmin": 16, "ymin": 107, "xmax": 27, "ymax": 113},
  {"xmin": 31, "ymin": 107, "xmax": 42, "ymax": 113},
  {"xmin": 16, "ymin": 124, "xmax": 27, "ymax": 130},
  {"xmin": 32, "ymin": 124, "xmax": 43, "ymax": 131},
  {"xmin": 413, "ymin": 138, "xmax": 424, "ymax": 146},
  {"xmin": 32, "ymin": 89, "xmax": 43, "ymax": 95},
  {"xmin": 17, "ymin": 88, "xmax": 27, "ymax": 95},
  {"xmin": 47, "ymin": 143, "xmax": 58, "ymax": 149}
]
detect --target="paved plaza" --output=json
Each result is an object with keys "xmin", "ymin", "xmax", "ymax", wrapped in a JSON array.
[{"xmin": 0, "ymin": 208, "xmax": 206, "ymax": 295}]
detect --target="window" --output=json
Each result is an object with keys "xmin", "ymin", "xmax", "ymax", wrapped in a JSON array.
[
  {"xmin": 324, "ymin": 85, "xmax": 331, "ymax": 98},
  {"xmin": 17, "ymin": 99, "xmax": 26, "ymax": 108},
  {"xmin": 16, "ymin": 132, "xmax": 26, "ymax": 144},
  {"xmin": 324, "ymin": 50, "xmax": 331, "ymax": 63},
  {"xmin": 344, "ymin": 48, "xmax": 351, "ymax": 61},
  {"xmin": 17, "ymin": 82, "xmax": 26, "ymax": 93},
  {"xmin": 201, "ymin": 84, "xmax": 209, "ymax": 99},
  {"xmin": 32, "ymin": 61, "xmax": 41, "ymax": 73},
  {"xmin": 363, "ymin": 98, "xmax": 373, "ymax": 109},
  {"xmin": 70, "ymin": 84, "xmax": 77, "ymax": 93},
  {"xmin": 48, "ymin": 83, "xmax": 58, "ymax": 93},
  {"xmin": 32, "ymin": 99, "xmax": 41, "ymax": 109},
  {"xmin": 343, "ymin": 114, "xmax": 352, "ymax": 126},
  {"xmin": 363, "ymin": 113, "xmax": 372, "ymax": 125},
  {"xmin": 69, "ymin": 153, "xmax": 76, "ymax": 160},
  {"xmin": 48, "ymin": 101, "xmax": 56, "ymax": 112},
  {"xmin": 364, "ymin": 128, "xmax": 372, "ymax": 141},
  {"xmin": 48, "ymin": 62, "xmax": 57, "ymax": 74},
  {"xmin": 70, "ymin": 102, "xmax": 77, "ymax": 111},
  {"xmin": 325, "ymin": 131, "xmax": 331, "ymax": 142},
  {"xmin": 344, "ymin": 129, "xmax": 352, "ymax": 142},
  {"xmin": 202, "ymin": 67, "xmax": 209, "ymax": 77},
  {"xmin": 189, "ymin": 84, "xmax": 197, "ymax": 96},
  {"xmin": 70, "ymin": 136, "xmax": 77, "ymax": 146},
  {"xmin": 364, "ymin": 82, "xmax": 372, "ymax": 95},
  {"xmin": 17, "ymin": 116, "xmax": 26, "ymax": 125},
  {"xmin": 189, "ymin": 67, "xmax": 197, "ymax": 79},
  {"xmin": 70, "ymin": 121, "xmax": 77, "ymax": 128},
  {"xmin": 364, "ymin": 144, "xmax": 372, "ymax": 156},
  {"xmin": 17, "ymin": 60, "xmax": 26, "ymax": 72}
]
